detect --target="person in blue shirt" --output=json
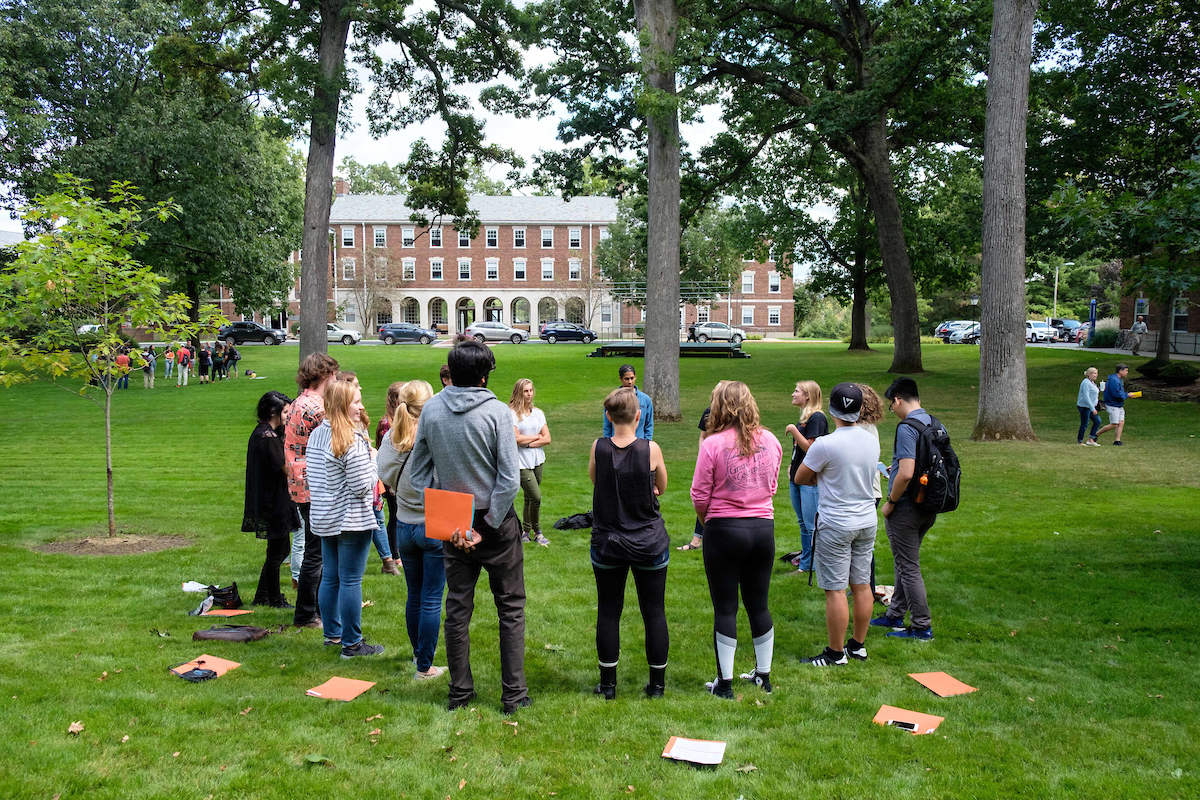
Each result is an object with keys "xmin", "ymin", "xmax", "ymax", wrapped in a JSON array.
[
  {"xmin": 1096, "ymin": 363, "xmax": 1130, "ymax": 445},
  {"xmin": 602, "ymin": 365, "xmax": 654, "ymax": 440}
]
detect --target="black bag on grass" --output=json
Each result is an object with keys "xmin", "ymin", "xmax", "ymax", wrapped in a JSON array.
[
  {"xmin": 207, "ymin": 583, "xmax": 243, "ymax": 609},
  {"xmin": 170, "ymin": 663, "xmax": 218, "ymax": 682},
  {"xmin": 192, "ymin": 625, "xmax": 275, "ymax": 643}
]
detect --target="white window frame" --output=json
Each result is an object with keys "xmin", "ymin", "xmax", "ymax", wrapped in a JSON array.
[
  {"xmin": 485, "ymin": 227, "xmax": 499, "ymax": 249},
  {"xmin": 599, "ymin": 227, "xmax": 610, "ymax": 241},
  {"xmin": 430, "ymin": 227, "xmax": 443, "ymax": 248},
  {"xmin": 400, "ymin": 227, "xmax": 414, "ymax": 248},
  {"xmin": 458, "ymin": 229, "xmax": 471, "ymax": 248},
  {"xmin": 568, "ymin": 228, "xmax": 582, "ymax": 249},
  {"xmin": 601, "ymin": 304, "xmax": 612, "ymax": 324},
  {"xmin": 343, "ymin": 301, "xmax": 357, "ymax": 324},
  {"xmin": 569, "ymin": 258, "xmax": 581, "ymax": 281},
  {"xmin": 742, "ymin": 306, "xmax": 754, "ymax": 326},
  {"xmin": 430, "ymin": 258, "xmax": 443, "ymax": 281},
  {"xmin": 1173, "ymin": 297, "xmax": 1189, "ymax": 332},
  {"xmin": 541, "ymin": 227, "xmax": 554, "ymax": 248},
  {"xmin": 374, "ymin": 256, "xmax": 387, "ymax": 280},
  {"xmin": 768, "ymin": 306, "xmax": 781, "ymax": 326},
  {"xmin": 697, "ymin": 306, "xmax": 710, "ymax": 323},
  {"xmin": 341, "ymin": 227, "xmax": 355, "ymax": 248},
  {"xmin": 541, "ymin": 258, "xmax": 554, "ymax": 281},
  {"xmin": 376, "ymin": 227, "xmax": 389, "ymax": 248},
  {"xmin": 402, "ymin": 258, "xmax": 415, "ymax": 281},
  {"xmin": 514, "ymin": 258, "xmax": 526, "ymax": 281},
  {"xmin": 342, "ymin": 257, "xmax": 356, "ymax": 280},
  {"xmin": 513, "ymin": 227, "xmax": 526, "ymax": 248},
  {"xmin": 486, "ymin": 258, "xmax": 499, "ymax": 281},
  {"xmin": 458, "ymin": 258, "xmax": 471, "ymax": 281},
  {"xmin": 640, "ymin": 308, "xmax": 646, "ymax": 322},
  {"xmin": 768, "ymin": 272, "xmax": 781, "ymax": 294},
  {"xmin": 742, "ymin": 271, "xmax": 754, "ymax": 294}
]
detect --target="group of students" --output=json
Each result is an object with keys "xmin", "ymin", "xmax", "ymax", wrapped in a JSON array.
[
  {"xmin": 164, "ymin": 341, "xmax": 243, "ymax": 386},
  {"xmin": 240, "ymin": 341, "xmax": 947, "ymax": 713}
]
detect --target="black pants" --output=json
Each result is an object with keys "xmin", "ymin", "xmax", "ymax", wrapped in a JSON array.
[
  {"xmin": 702, "ymin": 517, "xmax": 774, "ymax": 641},
  {"xmin": 253, "ymin": 537, "xmax": 290, "ymax": 604},
  {"xmin": 593, "ymin": 560, "xmax": 669, "ymax": 669},
  {"xmin": 292, "ymin": 503, "xmax": 323, "ymax": 625},
  {"xmin": 384, "ymin": 492, "xmax": 399, "ymax": 559}
]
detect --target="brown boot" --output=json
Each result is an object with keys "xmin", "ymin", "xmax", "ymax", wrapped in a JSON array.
[
  {"xmin": 381, "ymin": 558, "xmax": 401, "ymax": 575},
  {"xmin": 291, "ymin": 578, "xmax": 299, "ymax": 591}
]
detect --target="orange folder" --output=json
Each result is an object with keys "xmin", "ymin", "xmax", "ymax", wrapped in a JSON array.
[
  {"xmin": 171, "ymin": 654, "xmax": 241, "ymax": 677},
  {"xmin": 202, "ymin": 609, "xmax": 254, "ymax": 617},
  {"xmin": 306, "ymin": 676, "xmax": 376, "ymax": 702},
  {"xmin": 424, "ymin": 488, "xmax": 475, "ymax": 542},
  {"xmin": 873, "ymin": 704, "xmax": 945, "ymax": 735},
  {"xmin": 908, "ymin": 671, "xmax": 978, "ymax": 698}
]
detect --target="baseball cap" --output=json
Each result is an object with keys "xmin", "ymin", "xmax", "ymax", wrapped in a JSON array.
[{"xmin": 829, "ymin": 382, "xmax": 863, "ymax": 422}]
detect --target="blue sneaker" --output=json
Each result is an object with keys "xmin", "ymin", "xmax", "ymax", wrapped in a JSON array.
[
  {"xmin": 886, "ymin": 626, "xmax": 933, "ymax": 641},
  {"xmin": 870, "ymin": 614, "xmax": 905, "ymax": 630}
]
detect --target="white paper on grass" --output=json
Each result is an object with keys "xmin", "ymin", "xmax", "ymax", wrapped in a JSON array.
[
  {"xmin": 663, "ymin": 737, "xmax": 726, "ymax": 765},
  {"xmin": 182, "ymin": 581, "xmax": 209, "ymax": 593}
]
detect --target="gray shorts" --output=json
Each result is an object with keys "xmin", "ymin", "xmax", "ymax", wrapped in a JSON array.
[{"xmin": 814, "ymin": 522, "xmax": 878, "ymax": 590}]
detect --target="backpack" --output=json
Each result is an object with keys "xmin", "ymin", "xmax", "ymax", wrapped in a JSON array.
[{"xmin": 896, "ymin": 415, "xmax": 961, "ymax": 513}]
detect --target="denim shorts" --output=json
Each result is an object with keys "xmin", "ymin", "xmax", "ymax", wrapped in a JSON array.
[{"xmin": 590, "ymin": 546, "xmax": 669, "ymax": 571}]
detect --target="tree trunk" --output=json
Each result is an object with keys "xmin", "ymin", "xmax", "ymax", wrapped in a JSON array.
[
  {"xmin": 1155, "ymin": 293, "xmax": 1172, "ymax": 361},
  {"xmin": 973, "ymin": 0, "xmax": 1039, "ymax": 442},
  {"xmin": 852, "ymin": 120, "xmax": 923, "ymax": 373},
  {"xmin": 186, "ymin": 277, "xmax": 201, "ymax": 352},
  {"xmin": 848, "ymin": 253, "xmax": 871, "ymax": 351},
  {"xmin": 298, "ymin": 5, "xmax": 352, "ymax": 363},
  {"xmin": 104, "ymin": 384, "xmax": 115, "ymax": 537},
  {"xmin": 633, "ymin": 0, "xmax": 682, "ymax": 422}
]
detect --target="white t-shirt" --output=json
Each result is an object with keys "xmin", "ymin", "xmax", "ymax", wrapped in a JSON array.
[
  {"xmin": 801, "ymin": 424, "xmax": 880, "ymax": 529},
  {"xmin": 859, "ymin": 422, "xmax": 883, "ymax": 499},
  {"xmin": 512, "ymin": 407, "xmax": 547, "ymax": 470}
]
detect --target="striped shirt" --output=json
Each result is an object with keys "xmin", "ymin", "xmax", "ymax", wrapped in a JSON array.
[{"xmin": 307, "ymin": 421, "xmax": 378, "ymax": 536}]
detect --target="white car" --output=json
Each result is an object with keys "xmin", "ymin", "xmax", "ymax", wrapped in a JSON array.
[
  {"xmin": 327, "ymin": 323, "xmax": 361, "ymax": 345},
  {"xmin": 949, "ymin": 322, "xmax": 980, "ymax": 344},
  {"xmin": 1025, "ymin": 320, "xmax": 1057, "ymax": 343},
  {"xmin": 689, "ymin": 321, "xmax": 747, "ymax": 344},
  {"xmin": 464, "ymin": 321, "xmax": 529, "ymax": 344}
]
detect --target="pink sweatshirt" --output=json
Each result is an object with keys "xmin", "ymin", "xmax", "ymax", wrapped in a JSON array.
[{"xmin": 691, "ymin": 427, "xmax": 783, "ymax": 521}]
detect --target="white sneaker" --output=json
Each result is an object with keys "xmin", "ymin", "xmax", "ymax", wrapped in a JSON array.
[
  {"xmin": 1085, "ymin": 440, "xmax": 1101, "ymax": 447},
  {"xmin": 415, "ymin": 665, "xmax": 447, "ymax": 680}
]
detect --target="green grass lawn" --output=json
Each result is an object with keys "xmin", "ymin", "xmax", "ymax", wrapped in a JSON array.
[{"xmin": 1, "ymin": 342, "xmax": 1197, "ymax": 799}]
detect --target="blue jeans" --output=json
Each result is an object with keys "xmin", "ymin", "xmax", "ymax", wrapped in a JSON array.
[
  {"xmin": 318, "ymin": 530, "xmax": 372, "ymax": 646},
  {"xmin": 788, "ymin": 481, "xmax": 819, "ymax": 572},
  {"xmin": 370, "ymin": 507, "xmax": 392, "ymax": 560},
  {"xmin": 396, "ymin": 521, "xmax": 446, "ymax": 671},
  {"xmin": 116, "ymin": 373, "xmax": 129, "ymax": 389},
  {"xmin": 1077, "ymin": 406, "xmax": 1100, "ymax": 442}
]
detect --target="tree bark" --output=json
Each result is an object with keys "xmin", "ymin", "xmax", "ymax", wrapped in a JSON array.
[
  {"xmin": 973, "ymin": 0, "xmax": 1039, "ymax": 442},
  {"xmin": 848, "ymin": 253, "xmax": 871, "ymax": 351},
  {"xmin": 1155, "ymin": 292, "xmax": 1172, "ymax": 361},
  {"xmin": 633, "ymin": 0, "xmax": 682, "ymax": 422},
  {"xmin": 186, "ymin": 277, "xmax": 201, "ymax": 352},
  {"xmin": 298, "ymin": 3, "xmax": 352, "ymax": 363}
]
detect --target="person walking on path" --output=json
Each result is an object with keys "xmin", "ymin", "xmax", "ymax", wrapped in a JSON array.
[
  {"xmin": 410, "ymin": 339, "xmax": 527, "ymax": 714},
  {"xmin": 589, "ymin": 387, "xmax": 671, "ymax": 699},
  {"xmin": 793, "ymin": 383, "xmax": 880, "ymax": 666},
  {"xmin": 602, "ymin": 364, "xmax": 653, "ymax": 440},
  {"xmin": 243, "ymin": 390, "xmax": 300, "ymax": 608},
  {"xmin": 510, "ymin": 379, "xmax": 552, "ymax": 546},
  {"xmin": 1130, "ymin": 316, "xmax": 1148, "ymax": 356},
  {"xmin": 783, "ymin": 380, "xmax": 827, "ymax": 574},
  {"xmin": 175, "ymin": 345, "xmax": 191, "ymax": 387},
  {"xmin": 873, "ymin": 377, "xmax": 939, "ymax": 641},
  {"xmin": 1096, "ymin": 364, "xmax": 1130, "ymax": 445},
  {"xmin": 285, "ymin": 353, "xmax": 340, "ymax": 629},
  {"xmin": 378, "ymin": 380, "xmax": 448, "ymax": 681},
  {"xmin": 307, "ymin": 379, "xmax": 384, "ymax": 658},
  {"xmin": 141, "ymin": 346, "xmax": 156, "ymax": 389},
  {"xmin": 1077, "ymin": 367, "xmax": 1103, "ymax": 446},
  {"xmin": 691, "ymin": 381, "xmax": 783, "ymax": 698}
]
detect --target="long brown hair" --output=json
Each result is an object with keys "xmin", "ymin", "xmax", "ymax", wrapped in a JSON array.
[
  {"xmin": 325, "ymin": 380, "xmax": 363, "ymax": 458},
  {"xmin": 856, "ymin": 383, "xmax": 884, "ymax": 426},
  {"xmin": 706, "ymin": 380, "xmax": 763, "ymax": 457},
  {"xmin": 390, "ymin": 380, "xmax": 433, "ymax": 453},
  {"xmin": 508, "ymin": 378, "xmax": 535, "ymax": 420}
]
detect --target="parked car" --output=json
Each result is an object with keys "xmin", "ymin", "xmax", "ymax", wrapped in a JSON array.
[
  {"xmin": 218, "ymin": 321, "xmax": 288, "ymax": 346},
  {"xmin": 538, "ymin": 319, "xmax": 571, "ymax": 335},
  {"xmin": 934, "ymin": 320, "xmax": 974, "ymax": 342},
  {"xmin": 464, "ymin": 321, "xmax": 529, "ymax": 344},
  {"xmin": 327, "ymin": 323, "xmax": 361, "ymax": 345},
  {"xmin": 377, "ymin": 322, "xmax": 438, "ymax": 345},
  {"xmin": 1054, "ymin": 319, "xmax": 1082, "ymax": 341},
  {"xmin": 949, "ymin": 322, "xmax": 980, "ymax": 344},
  {"xmin": 540, "ymin": 322, "xmax": 597, "ymax": 344},
  {"xmin": 688, "ymin": 321, "xmax": 747, "ymax": 344},
  {"xmin": 77, "ymin": 324, "xmax": 105, "ymax": 335},
  {"xmin": 1025, "ymin": 320, "xmax": 1057, "ymax": 342}
]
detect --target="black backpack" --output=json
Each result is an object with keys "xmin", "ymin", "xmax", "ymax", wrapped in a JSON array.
[{"xmin": 897, "ymin": 415, "xmax": 961, "ymax": 513}]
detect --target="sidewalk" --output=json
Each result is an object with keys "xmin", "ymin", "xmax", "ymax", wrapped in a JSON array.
[{"xmin": 1033, "ymin": 342, "xmax": 1200, "ymax": 362}]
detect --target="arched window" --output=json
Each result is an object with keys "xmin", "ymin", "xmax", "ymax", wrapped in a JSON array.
[
  {"xmin": 428, "ymin": 298, "xmax": 448, "ymax": 331},
  {"xmin": 538, "ymin": 297, "xmax": 558, "ymax": 323},
  {"xmin": 375, "ymin": 298, "xmax": 393, "ymax": 328},
  {"xmin": 511, "ymin": 298, "xmax": 530, "ymax": 325},
  {"xmin": 484, "ymin": 297, "xmax": 503, "ymax": 323},
  {"xmin": 456, "ymin": 297, "xmax": 476, "ymax": 331},
  {"xmin": 565, "ymin": 297, "xmax": 585, "ymax": 324},
  {"xmin": 402, "ymin": 298, "xmax": 420, "ymax": 325}
]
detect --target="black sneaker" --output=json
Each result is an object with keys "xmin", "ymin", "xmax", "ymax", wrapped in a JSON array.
[
  {"xmin": 739, "ymin": 669, "xmax": 773, "ymax": 693},
  {"xmin": 643, "ymin": 682, "xmax": 665, "ymax": 698},
  {"xmin": 845, "ymin": 639, "xmax": 868, "ymax": 661},
  {"xmin": 704, "ymin": 677, "xmax": 734, "ymax": 699},
  {"xmin": 801, "ymin": 647, "xmax": 848, "ymax": 667},
  {"xmin": 448, "ymin": 691, "xmax": 477, "ymax": 711},
  {"xmin": 1112, "ymin": 440, "xmax": 1124, "ymax": 446},
  {"xmin": 503, "ymin": 696, "xmax": 533, "ymax": 715},
  {"xmin": 340, "ymin": 639, "xmax": 385, "ymax": 659}
]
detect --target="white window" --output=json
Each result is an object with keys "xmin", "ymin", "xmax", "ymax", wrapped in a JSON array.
[
  {"xmin": 599, "ymin": 227, "xmax": 610, "ymax": 240},
  {"xmin": 402, "ymin": 258, "xmax": 415, "ymax": 281},
  {"xmin": 769, "ymin": 306, "xmax": 781, "ymax": 326},
  {"xmin": 541, "ymin": 227, "xmax": 554, "ymax": 248},
  {"xmin": 768, "ymin": 272, "xmax": 781, "ymax": 294},
  {"xmin": 1174, "ymin": 297, "xmax": 1189, "ymax": 332},
  {"xmin": 343, "ymin": 301, "xmax": 356, "ymax": 323},
  {"xmin": 601, "ymin": 304, "xmax": 612, "ymax": 324},
  {"xmin": 401, "ymin": 227, "xmax": 414, "ymax": 248},
  {"xmin": 374, "ymin": 256, "xmax": 387, "ymax": 280},
  {"xmin": 430, "ymin": 258, "xmax": 443, "ymax": 280},
  {"xmin": 742, "ymin": 306, "xmax": 754, "ymax": 325},
  {"xmin": 458, "ymin": 258, "xmax": 471, "ymax": 280},
  {"xmin": 569, "ymin": 228, "xmax": 582, "ymax": 249},
  {"xmin": 742, "ymin": 271, "xmax": 754, "ymax": 294},
  {"xmin": 640, "ymin": 308, "xmax": 646, "ymax": 322},
  {"xmin": 541, "ymin": 259, "xmax": 554, "ymax": 280},
  {"xmin": 376, "ymin": 227, "xmax": 389, "ymax": 248},
  {"xmin": 458, "ymin": 229, "xmax": 471, "ymax": 248},
  {"xmin": 513, "ymin": 228, "xmax": 526, "ymax": 248},
  {"xmin": 341, "ymin": 227, "xmax": 354, "ymax": 248},
  {"xmin": 514, "ymin": 259, "xmax": 526, "ymax": 281},
  {"xmin": 288, "ymin": 251, "xmax": 294, "ymax": 263},
  {"xmin": 569, "ymin": 259, "xmax": 581, "ymax": 281},
  {"xmin": 486, "ymin": 258, "xmax": 499, "ymax": 281},
  {"xmin": 697, "ymin": 306, "xmax": 710, "ymax": 323},
  {"xmin": 486, "ymin": 227, "xmax": 498, "ymax": 248},
  {"xmin": 342, "ymin": 257, "xmax": 356, "ymax": 280},
  {"xmin": 430, "ymin": 227, "xmax": 443, "ymax": 248}
]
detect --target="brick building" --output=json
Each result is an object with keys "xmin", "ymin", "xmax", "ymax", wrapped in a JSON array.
[{"xmin": 1120, "ymin": 289, "xmax": 1200, "ymax": 355}]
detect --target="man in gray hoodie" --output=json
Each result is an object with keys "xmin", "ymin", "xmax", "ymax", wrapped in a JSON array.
[{"xmin": 410, "ymin": 339, "xmax": 528, "ymax": 713}]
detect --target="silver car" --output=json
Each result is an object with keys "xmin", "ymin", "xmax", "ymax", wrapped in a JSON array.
[
  {"xmin": 327, "ymin": 323, "xmax": 361, "ymax": 345},
  {"xmin": 691, "ymin": 321, "xmax": 747, "ymax": 344},
  {"xmin": 464, "ymin": 321, "xmax": 529, "ymax": 344}
]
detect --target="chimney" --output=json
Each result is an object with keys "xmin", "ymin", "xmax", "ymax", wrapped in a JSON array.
[{"xmin": 335, "ymin": 178, "xmax": 348, "ymax": 197}]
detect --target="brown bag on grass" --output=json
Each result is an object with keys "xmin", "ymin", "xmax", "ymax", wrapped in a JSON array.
[{"xmin": 192, "ymin": 625, "xmax": 277, "ymax": 642}]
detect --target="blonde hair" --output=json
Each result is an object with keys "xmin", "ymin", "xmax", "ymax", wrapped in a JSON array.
[
  {"xmin": 508, "ymin": 378, "xmax": 535, "ymax": 420},
  {"xmin": 707, "ymin": 381, "xmax": 763, "ymax": 458},
  {"xmin": 390, "ymin": 380, "xmax": 433, "ymax": 453},
  {"xmin": 856, "ymin": 383, "xmax": 884, "ymax": 425},
  {"xmin": 325, "ymin": 380, "xmax": 364, "ymax": 458},
  {"xmin": 603, "ymin": 387, "xmax": 639, "ymax": 425},
  {"xmin": 795, "ymin": 380, "xmax": 823, "ymax": 424},
  {"xmin": 1085, "ymin": 367, "xmax": 1098, "ymax": 378}
]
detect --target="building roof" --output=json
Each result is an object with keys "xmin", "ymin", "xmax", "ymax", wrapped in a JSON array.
[
  {"xmin": 330, "ymin": 194, "xmax": 618, "ymax": 226},
  {"xmin": 0, "ymin": 229, "xmax": 23, "ymax": 248}
]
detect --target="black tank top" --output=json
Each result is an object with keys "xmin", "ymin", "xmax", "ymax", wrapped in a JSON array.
[{"xmin": 591, "ymin": 437, "xmax": 669, "ymax": 564}]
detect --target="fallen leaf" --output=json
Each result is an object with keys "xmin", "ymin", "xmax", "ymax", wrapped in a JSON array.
[
  {"xmin": 459, "ymin": 779, "xmax": 467, "ymax": 790},
  {"xmin": 449, "ymin": 755, "xmax": 457, "ymax": 762},
  {"xmin": 365, "ymin": 714, "xmax": 383, "ymax": 722},
  {"xmin": 121, "ymin": 735, "xmax": 129, "ymax": 743},
  {"xmin": 544, "ymin": 643, "xmax": 565, "ymax": 651},
  {"xmin": 304, "ymin": 754, "xmax": 329, "ymax": 764},
  {"xmin": 1174, "ymin": 768, "xmax": 1183, "ymax": 778},
  {"xmin": 1117, "ymin": 636, "xmax": 1125, "ymax": 642},
  {"xmin": 362, "ymin": 600, "xmax": 374, "ymax": 608},
  {"xmin": 626, "ymin": 786, "xmax": 635, "ymax": 794},
  {"xmin": 173, "ymin": 752, "xmax": 181, "ymax": 758},
  {"xmin": 68, "ymin": 721, "xmax": 84, "ymax": 735},
  {"xmin": 369, "ymin": 728, "xmax": 382, "ymax": 736},
  {"xmin": 115, "ymin": 669, "xmax": 122, "ymax": 674},
  {"xmin": 755, "ymin": 699, "xmax": 763, "ymax": 707},
  {"xmin": 1149, "ymin": 694, "xmax": 1163, "ymax": 699},
  {"xmin": 1028, "ymin": 697, "xmax": 1035, "ymax": 703},
  {"xmin": 151, "ymin": 629, "xmax": 171, "ymax": 637},
  {"xmin": 100, "ymin": 671, "xmax": 109, "ymax": 681},
  {"xmin": 1010, "ymin": 630, "xmax": 1018, "ymax": 637},
  {"xmin": 240, "ymin": 707, "xmax": 253, "ymax": 716},
  {"xmin": 456, "ymin": 730, "xmax": 463, "ymax": 736},
  {"xmin": 219, "ymin": 765, "xmax": 226, "ymax": 772},
  {"xmin": 503, "ymin": 721, "xmax": 518, "ymax": 727},
  {"xmin": 735, "ymin": 763, "xmax": 758, "ymax": 773}
]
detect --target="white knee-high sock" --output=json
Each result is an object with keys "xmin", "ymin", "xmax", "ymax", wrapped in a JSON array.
[
  {"xmin": 715, "ymin": 631, "xmax": 737, "ymax": 680},
  {"xmin": 753, "ymin": 628, "xmax": 774, "ymax": 674}
]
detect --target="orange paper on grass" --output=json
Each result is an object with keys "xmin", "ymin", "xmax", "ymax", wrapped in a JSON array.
[
  {"xmin": 908, "ymin": 671, "xmax": 978, "ymax": 698},
  {"xmin": 423, "ymin": 488, "xmax": 475, "ymax": 542},
  {"xmin": 202, "ymin": 608, "xmax": 254, "ymax": 617},
  {"xmin": 873, "ymin": 705, "xmax": 945, "ymax": 735},
  {"xmin": 306, "ymin": 677, "xmax": 376, "ymax": 701},
  {"xmin": 171, "ymin": 654, "xmax": 241, "ymax": 677}
]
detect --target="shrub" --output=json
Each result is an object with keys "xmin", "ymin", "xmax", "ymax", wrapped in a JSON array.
[
  {"xmin": 635, "ymin": 324, "xmax": 644, "ymax": 338},
  {"xmin": 1136, "ymin": 359, "xmax": 1168, "ymax": 377},
  {"xmin": 1087, "ymin": 329, "xmax": 1118, "ymax": 348},
  {"xmin": 1094, "ymin": 315, "xmax": 1120, "ymax": 332},
  {"xmin": 747, "ymin": 333, "xmax": 763, "ymax": 340},
  {"xmin": 1159, "ymin": 362, "xmax": 1200, "ymax": 386}
]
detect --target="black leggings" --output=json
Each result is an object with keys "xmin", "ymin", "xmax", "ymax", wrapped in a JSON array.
[
  {"xmin": 385, "ymin": 492, "xmax": 399, "ymax": 558},
  {"xmin": 702, "ymin": 517, "xmax": 774, "ymax": 640},
  {"xmin": 593, "ymin": 563, "xmax": 669, "ymax": 668},
  {"xmin": 254, "ymin": 536, "xmax": 290, "ymax": 604}
]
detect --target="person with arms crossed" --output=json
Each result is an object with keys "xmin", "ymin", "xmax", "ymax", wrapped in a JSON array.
[
  {"xmin": 783, "ymin": 380, "xmax": 827, "ymax": 574},
  {"xmin": 510, "ymin": 379, "xmax": 552, "ymax": 547},
  {"xmin": 602, "ymin": 364, "xmax": 653, "ymax": 440}
]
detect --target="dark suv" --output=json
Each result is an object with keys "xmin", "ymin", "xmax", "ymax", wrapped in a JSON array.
[
  {"xmin": 217, "ymin": 321, "xmax": 288, "ymax": 345},
  {"xmin": 540, "ymin": 322, "xmax": 597, "ymax": 343},
  {"xmin": 377, "ymin": 322, "xmax": 438, "ymax": 345}
]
